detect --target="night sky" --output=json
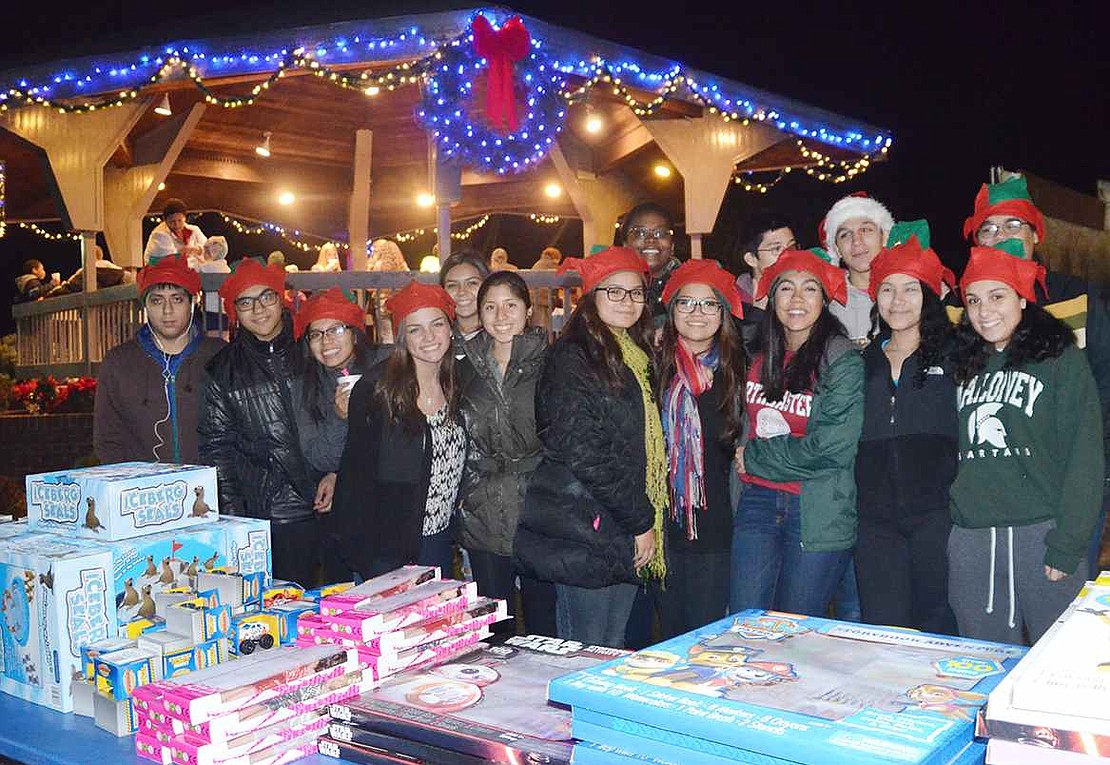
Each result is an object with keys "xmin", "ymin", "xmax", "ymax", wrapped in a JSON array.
[{"xmin": 1, "ymin": 0, "xmax": 1107, "ymax": 325}]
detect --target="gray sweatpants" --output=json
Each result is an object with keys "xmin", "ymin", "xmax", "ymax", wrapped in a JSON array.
[{"xmin": 948, "ymin": 520, "xmax": 1085, "ymax": 645}]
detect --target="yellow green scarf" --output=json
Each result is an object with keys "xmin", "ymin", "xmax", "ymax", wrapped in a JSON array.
[{"xmin": 614, "ymin": 329, "xmax": 668, "ymax": 581}]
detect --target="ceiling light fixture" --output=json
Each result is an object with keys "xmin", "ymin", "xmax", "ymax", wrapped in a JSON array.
[
  {"xmin": 544, "ymin": 182, "xmax": 563, "ymax": 198},
  {"xmin": 255, "ymin": 131, "xmax": 273, "ymax": 158},
  {"xmin": 154, "ymin": 94, "xmax": 172, "ymax": 116},
  {"xmin": 416, "ymin": 192, "xmax": 436, "ymax": 208},
  {"xmin": 278, "ymin": 191, "xmax": 295, "ymax": 206},
  {"xmin": 584, "ymin": 105, "xmax": 603, "ymax": 134},
  {"xmin": 653, "ymin": 163, "xmax": 673, "ymax": 178}
]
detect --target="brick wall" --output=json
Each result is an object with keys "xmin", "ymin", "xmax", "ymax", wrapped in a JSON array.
[{"xmin": 0, "ymin": 413, "xmax": 95, "ymax": 481}]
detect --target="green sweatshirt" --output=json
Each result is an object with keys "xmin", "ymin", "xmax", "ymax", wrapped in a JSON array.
[{"xmin": 950, "ymin": 344, "xmax": 1104, "ymax": 573}]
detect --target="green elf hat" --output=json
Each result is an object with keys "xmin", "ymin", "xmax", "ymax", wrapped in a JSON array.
[
  {"xmin": 809, "ymin": 247, "xmax": 836, "ymax": 264},
  {"xmin": 887, "ymin": 219, "xmax": 930, "ymax": 249},
  {"xmin": 963, "ymin": 176, "xmax": 1045, "ymax": 242}
]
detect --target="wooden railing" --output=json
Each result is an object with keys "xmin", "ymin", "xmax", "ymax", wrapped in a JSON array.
[{"xmin": 12, "ymin": 270, "xmax": 581, "ymax": 377}]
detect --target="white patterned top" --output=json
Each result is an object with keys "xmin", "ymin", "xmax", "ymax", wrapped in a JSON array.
[{"xmin": 422, "ymin": 405, "xmax": 466, "ymax": 535}]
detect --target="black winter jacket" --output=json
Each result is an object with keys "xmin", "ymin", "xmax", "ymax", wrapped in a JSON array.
[
  {"xmin": 513, "ymin": 336, "xmax": 655, "ymax": 588},
  {"xmin": 457, "ymin": 327, "xmax": 547, "ymax": 557},
  {"xmin": 330, "ymin": 362, "xmax": 464, "ymax": 577},
  {"xmin": 854, "ymin": 340, "xmax": 958, "ymax": 523},
  {"xmin": 198, "ymin": 313, "xmax": 316, "ymax": 523}
]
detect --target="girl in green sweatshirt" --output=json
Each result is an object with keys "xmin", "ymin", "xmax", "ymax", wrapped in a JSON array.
[{"xmin": 949, "ymin": 241, "xmax": 1103, "ymax": 645}]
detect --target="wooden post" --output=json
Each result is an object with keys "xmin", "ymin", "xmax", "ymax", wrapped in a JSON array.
[{"xmin": 348, "ymin": 129, "xmax": 373, "ymax": 270}]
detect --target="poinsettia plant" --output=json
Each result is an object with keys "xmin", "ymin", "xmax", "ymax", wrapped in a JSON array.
[{"xmin": 11, "ymin": 375, "xmax": 97, "ymax": 414}]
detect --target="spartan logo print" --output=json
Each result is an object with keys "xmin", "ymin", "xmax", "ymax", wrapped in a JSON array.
[{"xmin": 968, "ymin": 402, "xmax": 1008, "ymax": 449}]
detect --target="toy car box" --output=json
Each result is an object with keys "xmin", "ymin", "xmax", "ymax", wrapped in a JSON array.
[{"xmin": 25, "ymin": 461, "xmax": 220, "ymax": 542}]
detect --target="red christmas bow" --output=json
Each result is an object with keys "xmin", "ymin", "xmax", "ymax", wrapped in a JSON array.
[{"xmin": 472, "ymin": 14, "xmax": 530, "ymax": 132}]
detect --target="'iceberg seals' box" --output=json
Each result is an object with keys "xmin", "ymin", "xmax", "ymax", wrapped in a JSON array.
[
  {"xmin": 0, "ymin": 533, "xmax": 114, "ymax": 712},
  {"xmin": 25, "ymin": 461, "xmax": 219, "ymax": 541}
]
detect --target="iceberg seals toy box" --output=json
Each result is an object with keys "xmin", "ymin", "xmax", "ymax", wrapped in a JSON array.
[
  {"xmin": 0, "ymin": 532, "xmax": 114, "ymax": 712},
  {"xmin": 25, "ymin": 461, "xmax": 219, "ymax": 542}
]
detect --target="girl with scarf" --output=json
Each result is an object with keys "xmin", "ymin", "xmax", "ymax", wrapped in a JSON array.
[
  {"xmin": 656, "ymin": 259, "xmax": 746, "ymax": 637},
  {"xmin": 949, "ymin": 241, "xmax": 1102, "ymax": 644},
  {"xmin": 514, "ymin": 247, "xmax": 667, "ymax": 647},
  {"xmin": 731, "ymin": 249, "xmax": 865, "ymax": 618}
]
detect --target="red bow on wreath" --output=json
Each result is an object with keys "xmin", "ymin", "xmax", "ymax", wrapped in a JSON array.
[{"xmin": 472, "ymin": 14, "xmax": 530, "ymax": 133}]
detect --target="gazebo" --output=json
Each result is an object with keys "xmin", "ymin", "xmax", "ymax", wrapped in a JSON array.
[{"xmin": 1, "ymin": 6, "xmax": 892, "ymax": 373}]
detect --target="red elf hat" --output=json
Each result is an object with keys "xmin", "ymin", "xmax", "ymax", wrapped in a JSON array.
[
  {"xmin": 137, "ymin": 254, "xmax": 201, "ymax": 298},
  {"xmin": 755, "ymin": 248, "xmax": 848, "ymax": 306},
  {"xmin": 661, "ymin": 258, "xmax": 744, "ymax": 319},
  {"xmin": 293, "ymin": 287, "xmax": 365, "ymax": 340},
  {"xmin": 867, "ymin": 235, "xmax": 955, "ymax": 300},
  {"xmin": 385, "ymin": 279, "xmax": 456, "ymax": 335},
  {"xmin": 557, "ymin": 246, "xmax": 649, "ymax": 293},
  {"xmin": 962, "ymin": 176, "xmax": 1045, "ymax": 242},
  {"xmin": 218, "ymin": 257, "xmax": 287, "ymax": 324},
  {"xmin": 958, "ymin": 240, "xmax": 1047, "ymax": 303}
]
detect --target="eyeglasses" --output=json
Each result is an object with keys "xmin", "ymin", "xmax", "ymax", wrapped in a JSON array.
[
  {"xmin": 306, "ymin": 325, "xmax": 353, "ymax": 343},
  {"xmin": 626, "ymin": 225, "xmax": 674, "ymax": 241},
  {"xmin": 756, "ymin": 239, "xmax": 796, "ymax": 257},
  {"xmin": 976, "ymin": 218, "xmax": 1031, "ymax": 242},
  {"xmin": 233, "ymin": 289, "xmax": 280, "ymax": 313},
  {"xmin": 595, "ymin": 285, "xmax": 646, "ymax": 303},
  {"xmin": 673, "ymin": 297, "xmax": 723, "ymax": 315}
]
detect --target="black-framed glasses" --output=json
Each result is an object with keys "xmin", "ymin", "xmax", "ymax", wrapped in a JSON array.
[
  {"xmin": 595, "ymin": 286, "xmax": 646, "ymax": 304},
  {"xmin": 306, "ymin": 325, "xmax": 353, "ymax": 343},
  {"xmin": 673, "ymin": 297, "xmax": 723, "ymax": 315},
  {"xmin": 626, "ymin": 225, "xmax": 674, "ymax": 241},
  {"xmin": 976, "ymin": 218, "xmax": 1030, "ymax": 242},
  {"xmin": 756, "ymin": 239, "xmax": 797, "ymax": 256},
  {"xmin": 233, "ymin": 289, "xmax": 280, "ymax": 313}
]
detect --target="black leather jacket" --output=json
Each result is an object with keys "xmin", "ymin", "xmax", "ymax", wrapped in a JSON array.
[{"xmin": 198, "ymin": 313, "xmax": 316, "ymax": 523}]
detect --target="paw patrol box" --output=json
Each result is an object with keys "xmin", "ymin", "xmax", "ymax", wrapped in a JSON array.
[
  {"xmin": 25, "ymin": 461, "xmax": 219, "ymax": 542},
  {"xmin": 0, "ymin": 532, "xmax": 114, "ymax": 712}
]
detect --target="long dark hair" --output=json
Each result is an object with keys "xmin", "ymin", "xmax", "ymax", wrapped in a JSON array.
[
  {"xmin": 656, "ymin": 292, "xmax": 747, "ymax": 444},
  {"xmin": 953, "ymin": 300, "xmax": 1073, "ymax": 384},
  {"xmin": 374, "ymin": 312, "xmax": 458, "ymax": 430},
  {"xmin": 871, "ymin": 283, "xmax": 951, "ymax": 387},
  {"xmin": 477, "ymin": 270, "xmax": 532, "ymax": 310},
  {"xmin": 756, "ymin": 278, "xmax": 848, "ymax": 401},
  {"xmin": 562, "ymin": 278, "xmax": 655, "ymax": 390},
  {"xmin": 297, "ymin": 326, "xmax": 376, "ymax": 423}
]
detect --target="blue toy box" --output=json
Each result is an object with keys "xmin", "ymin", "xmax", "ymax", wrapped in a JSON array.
[
  {"xmin": 548, "ymin": 610, "xmax": 1026, "ymax": 765},
  {"xmin": 25, "ymin": 461, "xmax": 219, "ymax": 541}
]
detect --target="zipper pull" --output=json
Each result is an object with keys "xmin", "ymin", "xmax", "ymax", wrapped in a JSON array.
[{"xmin": 889, "ymin": 394, "xmax": 896, "ymax": 425}]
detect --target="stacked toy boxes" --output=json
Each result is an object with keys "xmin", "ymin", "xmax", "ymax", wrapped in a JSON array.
[
  {"xmin": 316, "ymin": 634, "xmax": 627, "ymax": 765},
  {"xmin": 293, "ymin": 564, "xmax": 509, "ymax": 683},
  {"xmin": 977, "ymin": 572, "xmax": 1110, "ymax": 763},
  {"xmin": 547, "ymin": 610, "xmax": 1027, "ymax": 765},
  {"xmin": 0, "ymin": 461, "xmax": 273, "ymax": 717}
]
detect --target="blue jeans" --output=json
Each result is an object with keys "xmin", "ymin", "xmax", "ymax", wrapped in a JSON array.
[
  {"xmin": 730, "ymin": 483, "xmax": 850, "ymax": 617},
  {"xmin": 556, "ymin": 582, "xmax": 637, "ymax": 648}
]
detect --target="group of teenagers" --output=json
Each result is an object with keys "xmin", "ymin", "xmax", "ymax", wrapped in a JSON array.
[{"xmin": 93, "ymin": 174, "xmax": 1108, "ymax": 654}]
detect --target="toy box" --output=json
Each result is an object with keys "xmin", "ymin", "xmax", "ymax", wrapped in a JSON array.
[
  {"xmin": 0, "ymin": 532, "xmax": 114, "ymax": 712},
  {"xmin": 548, "ymin": 610, "xmax": 1027, "ymax": 765},
  {"xmin": 94, "ymin": 646, "xmax": 157, "ymax": 699},
  {"xmin": 329, "ymin": 634, "xmax": 628, "ymax": 764},
  {"xmin": 25, "ymin": 461, "xmax": 219, "ymax": 541},
  {"xmin": 80, "ymin": 635, "xmax": 137, "ymax": 679},
  {"xmin": 164, "ymin": 598, "xmax": 232, "ymax": 644},
  {"xmin": 95, "ymin": 689, "xmax": 140, "ymax": 736}
]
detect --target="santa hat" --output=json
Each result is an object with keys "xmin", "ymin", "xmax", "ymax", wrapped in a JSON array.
[
  {"xmin": 137, "ymin": 254, "xmax": 200, "ymax": 298},
  {"xmin": 293, "ymin": 287, "xmax": 365, "ymax": 340},
  {"xmin": 821, "ymin": 192, "xmax": 895, "ymax": 261},
  {"xmin": 959, "ymin": 239, "xmax": 1047, "ymax": 303},
  {"xmin": 218, "ymin": 258, "xmax": 287, "ymax": 324},
  {"xmin": 962, "ymin": 175, "xmax": 1045, "ymax": 242},
  {"xmin": 557, "ymin": 246, "xmax": 649, "ymax": 293},
  {"xmin": 385, "ymin": 279, "xmax": 456, "ymax": 335},
  {"xmin": 203, "ymin": 236, "xmax": 229, "ymax": 261},
  {"xmin": 660, "ymin": 258, "xmax": 744, "ymax": 318},
  {"xmin": 868, "ymin": 236, "xmax": 955, "ymax": 300},
  {"xmin": 755, "ymin": 248, "xmax": 848, "ymax": 306}
]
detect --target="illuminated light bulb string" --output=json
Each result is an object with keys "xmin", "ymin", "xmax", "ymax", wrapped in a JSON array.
[{"xmin": 0, "ymin": 11, "xmax": 891, "ymax": 182}]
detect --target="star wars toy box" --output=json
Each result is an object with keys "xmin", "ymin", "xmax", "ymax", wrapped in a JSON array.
[
  {"xmin": 547, "ymin": 610, "xmax": 1027, "ymax": 765},
  {"xmin": 24, "ymin": 461, "xmax": 219, "ymax": 542},
  {"xmin": 978, "ymin": 573, "xmax": 1110, "ymax": 758},
  {"xmin": 0, "ymin": 532, "xmax": 114, "ymax": 712}
]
